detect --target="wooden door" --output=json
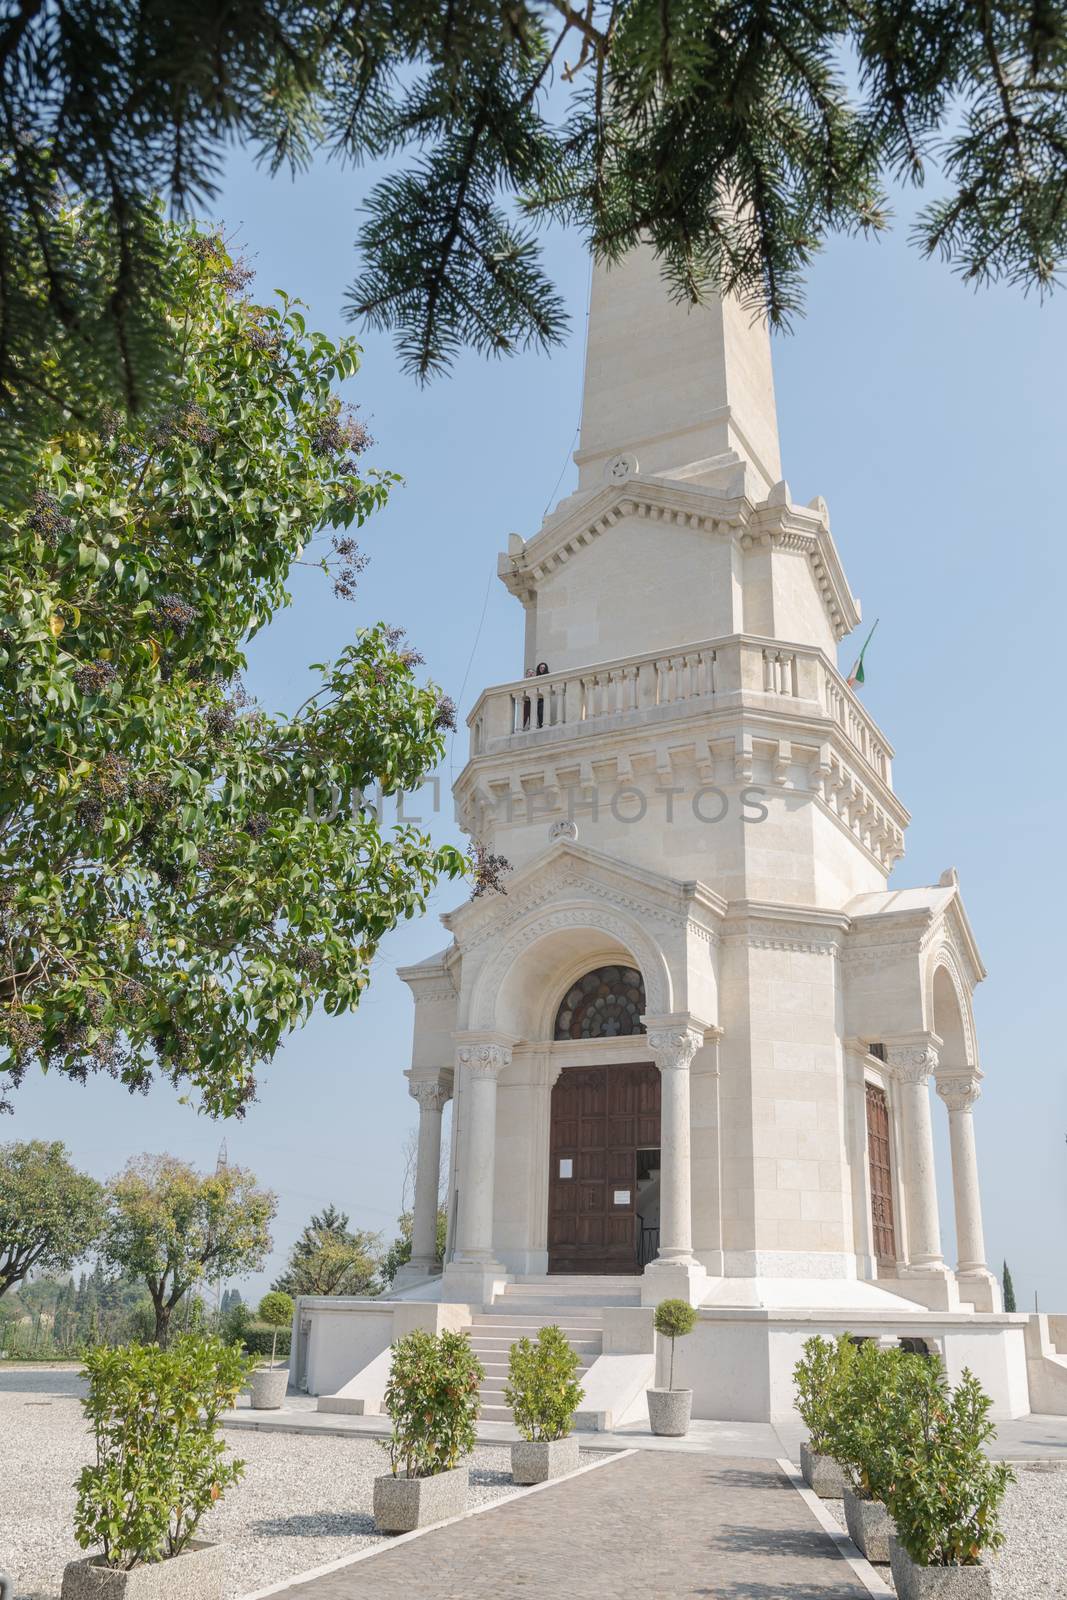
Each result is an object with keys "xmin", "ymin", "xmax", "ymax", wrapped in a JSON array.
[
  {"xmin": 865, "ymin": 1082, "xmax": 897, "ymax": 1263},
  {"xmin": 548, "ymin": 1063, "xmax": 660, "ymax": 1274}
]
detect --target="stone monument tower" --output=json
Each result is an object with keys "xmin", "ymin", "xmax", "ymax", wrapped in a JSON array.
[{"xmin": 398, "ymin": 245, "xmax": 997, "ymax": 1324}]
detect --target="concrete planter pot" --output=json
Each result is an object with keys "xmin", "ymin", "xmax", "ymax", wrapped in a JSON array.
[
  {"xmin": 647, "ymin": 1387, "xmax": 693, "ymax": 1437},
  {"xmin": 250, "ymin": 1367, "xmax": 289, "ymax": 1409},
  {"xmin": 843, "ymin": 1487, "xmax": 896, "ymax": 1563},
  {"xmin": 511, "ymin": 1435, "xmax": 580, "ymax": 1485},
  {"xmin": 799, "ymin": 1441, "xmax": 849, "ymax": 1498},
  {"xmin": 373, "ymin": 1465, "xmax": 468, "ymax": 1533},
  {"xmin": 61, "ymin": 1540, "xmax": 222, "ymax": 1599},
  {"xmin": 888, "ymin": 1538, "xmax": 993, "ymax": 1599}
]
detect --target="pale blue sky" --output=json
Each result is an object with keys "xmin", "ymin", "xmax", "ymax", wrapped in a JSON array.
[{"xmin": 10, "ymin": 145, "xmax": 1066, "ymax": 1310}]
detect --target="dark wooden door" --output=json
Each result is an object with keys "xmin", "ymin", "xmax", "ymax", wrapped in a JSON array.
[
  {"xmin": 548, "ymin": 1063, "xmax": 660, "ymax": 1274},
  {"xmin": 865, "ymin": 1083, "xmax": 897, "ymax": 1263}
]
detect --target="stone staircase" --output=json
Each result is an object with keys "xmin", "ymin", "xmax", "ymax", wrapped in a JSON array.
[
  {"xmin": 467, "ymin": 1279, "xmax": 636, "ymax": 1423},
  {"xmin": 469, "ymin": 1307, "xmax": 603, "ymax": 1423}
]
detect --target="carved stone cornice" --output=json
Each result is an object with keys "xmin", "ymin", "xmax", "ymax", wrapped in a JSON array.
[
  {"xmin": 409, "ymin": 1078, "xmax": 452, "ymax": 1113},
  {"xmin": 885, "ymin": 1039, "xmax": 940, "ymax": 1084},
  {"xmin": 936, "ymin": 1074, "xmax": 983, "ymax": 1112}
]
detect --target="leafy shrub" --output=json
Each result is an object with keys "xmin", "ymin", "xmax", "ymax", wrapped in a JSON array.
[
  {"xmin": 654, "ymin": 1298, "xmax": 697, "ymax": 1390},
  {"xmin": 792, "ymin": 1333, "xmax": 857, "ymax": 1455},
  {"xmin": 382, "ymin": 1328, "xmax": 483, "ymax": 1480},
  {"xmin": 256, "ymin": 1292, "xmax": 294, "ymax": 1368},
  {"xmin": 74, "ymin": 1334, "xmax": 251, "ymax": 1567},
  {"xmin": 240, "ymin": 1321, "xmax": 292, "ymax": 1361},
  {"xmin": 831, "ymin": 1340, "xmax": 916, "ymax": 1501},
  {"xmin": 505, "ymin": 1325, "xmax": 584, "ymax": 1441},
  {"xmin": 885, "ymin": 1362, "xmax": 1014, "ymax": 1567}
]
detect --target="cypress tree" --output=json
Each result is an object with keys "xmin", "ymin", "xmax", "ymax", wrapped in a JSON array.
[{"xmin": 1002, "ymin": 1260, "xmax": 1017, "ymax": 1313}]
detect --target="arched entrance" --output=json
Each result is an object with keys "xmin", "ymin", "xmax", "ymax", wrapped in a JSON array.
[{"xmin": 547, "ymin": 966, "xmax": 661, "ymax": 1274}]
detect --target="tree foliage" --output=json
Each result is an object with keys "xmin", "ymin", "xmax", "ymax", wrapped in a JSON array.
[
  {"xmin": 378, "ymin": 1205, "xmax": 448, "ymax": 1287},
  {"xmin": 0, "ymin": 1139, "xmax": 104, "ymax": 1298},
  {"xmin": 271, "ymin": 1203, "xmax": 380, "ymax": 1297},
  {"xmin": 2, "ymin": 0, "xmax": 1065, "ymax": 439},
  {"xmin": 102, "ymin": 1153, "xmax": 276, "ymax": 1346},
  {"xmin": 1002, "ymin": 1259, "xmax": 1017, "ymax": 1312},
  {"xmin": 0, "ymin": 217, "xmax": 466, "ymax": 1116}
]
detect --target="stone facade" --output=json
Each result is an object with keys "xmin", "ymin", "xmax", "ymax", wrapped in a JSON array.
[{"xmin": 397, "ymin": 245, "xmax": 1001, "ymax": 1325}]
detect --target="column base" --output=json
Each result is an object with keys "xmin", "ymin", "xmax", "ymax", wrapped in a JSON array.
[
  {"xmin": 440, "ymin": 1259, "xmax": 511, "ymax": 1307},
  {"xmin": 641, "ymin": 1257, "xmax": 708, "ymax": 1308},
  {"xmin": 392, "ymin": 1260, "xmax": 442, "ymax": 1290},
  {"xmin": 956, "ymin": 1267, "xmax": 1002, "ymax": 1313},
  {"xmin": 894, "ymin": 1263, "xmax": 960, "ymax": 1311}
]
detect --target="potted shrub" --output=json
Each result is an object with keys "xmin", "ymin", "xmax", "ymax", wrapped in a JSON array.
[
  {"xmin": 792, "ymin": 1333, "xmax": 855, "ymax": 1496},
  {"xmin": 373, "ymin": 1327, "xmax": 484, "ymax": 1533},
  {"xmin": 505, "ymin": 1324, "xmax": 585, "ymax": 1483},
  {"xmin": 832, "ymin": 1341, "xmax": 911, "ymax": 1561},
  {"xmin": 885, "ymin": 1364, "xmax": 1014, "ymax": 1599},
  {"xmin": 250, "ymin": 1291, "xmax": 293, "ymax": 1409},
  {"xmin": 62, "ymin": 1334, "xmax": 250, "ymax": 1598},
  {"xmin": 647, "ymin": 1298, "xmax": 698, "ymax": 1436}
]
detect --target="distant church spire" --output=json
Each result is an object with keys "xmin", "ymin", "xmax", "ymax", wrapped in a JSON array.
[{"xmin": 574, "ymin": 247, "xmax": 782, "ymax": 501}]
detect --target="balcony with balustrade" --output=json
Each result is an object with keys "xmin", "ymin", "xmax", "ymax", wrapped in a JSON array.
[{"xmin": 466, "ymin": 633, "xmax": 893, "ymax": 790}]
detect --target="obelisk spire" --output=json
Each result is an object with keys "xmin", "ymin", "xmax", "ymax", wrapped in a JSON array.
[{"xmin": 574, "ymin": 247, "xmax": 782, "ymax": 500}]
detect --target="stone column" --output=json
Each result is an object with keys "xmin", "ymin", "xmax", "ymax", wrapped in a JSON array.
[
  {"xmin": 887, "ymin": 1041, "xmax": 944, "ymax": 1267},
  {"xmin": 936, "ymin": 1074, "xmax": 995, "ymax": 1300},
  {"xmin": 886, "ymin": 1040, "xmax": 950, "ymax": 1291},
  {"xmin": 642, "ymin": 1014, "xmax": 708, "ymax": 1306},
  {"xmin": 407, "ymin": 1078, "xmax": 451, "ymax": 1275},
  {"xmin": 442, "ymin": 1034, "xmax": 513, "ymax": 1301}
]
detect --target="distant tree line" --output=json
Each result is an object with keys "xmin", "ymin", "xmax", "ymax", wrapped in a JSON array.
[{"xmin": 0, "ymin": 1139, "xmax": 445, "ymax": 1359}]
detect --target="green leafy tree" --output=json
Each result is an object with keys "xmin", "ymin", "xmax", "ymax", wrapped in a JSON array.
[
  {"xmin": 102, "ymin": 1154, "xmax": 276, "ymax": 1347},
  {"xmin": 1002, "ymin": 1260, "xmax": 1017, "ymax": 1312},
  {"xmin": 378, "ymin": 1206, "xmax": 448, "ymax": 1288},
  {"xmin": 654, "ymin": 1297, "xmax": 697, "ymax": 1390},
  {"xmin": 256, "ymin": 1290, "xmax": 294, "ymax": 1369},
  {"xmin": 2, "ymin": 2, "xmax": 1065, "ymax": 450},
  {"xmin": 0, "ymin": 218, "xmax": 466, "ymax": 1117},
  {"xmin": 272, "ymin": 1204, "xmax": 380, "ymax": 1297},
  {"xmin": 0, "ymin": 1140, "xmax": 104, "ymax": 1299},
  {"xmin": 74, "ymin": 1334, "xmax": 251, "ymax": 1568}
]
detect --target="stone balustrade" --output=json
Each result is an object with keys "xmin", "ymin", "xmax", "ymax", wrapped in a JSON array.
[{"xmin": 467, "ymin": 633, "xmax": 892, "ymax": 785}]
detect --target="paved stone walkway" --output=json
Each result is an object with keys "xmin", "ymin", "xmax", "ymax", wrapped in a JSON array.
[{"xmin": 273, "ymin": 1452, "xmax": 873, "ymax": 1599}]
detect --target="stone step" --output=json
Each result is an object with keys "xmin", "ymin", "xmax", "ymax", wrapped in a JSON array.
[
  {"xmin": 479, "ymin": 1402, "xmax": 515, "ymax": 1423},
  {"xmin": 468, "ymin": 1331, "xmax": 601, "ymax": 1349},
  {"xmin": 469, "ymin": 1317, "xmax": 604, "ymax": 1332}
]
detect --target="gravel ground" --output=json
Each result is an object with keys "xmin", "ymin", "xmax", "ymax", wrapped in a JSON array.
[
  {"xmin": 824, "ymin": 1465, "xmax": 1067, "ymax": 1597},
  {"xmin": 0, "ymin": 1370, "xmax": 521, "ymax": 1600}
]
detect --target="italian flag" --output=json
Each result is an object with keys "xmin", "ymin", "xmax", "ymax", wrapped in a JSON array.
[{"xmin": 847, "ymin": 619, "xmax": 879, "ymax": 690}]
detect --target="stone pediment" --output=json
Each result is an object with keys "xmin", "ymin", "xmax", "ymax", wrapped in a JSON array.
[
  {"xmin": 844, "ymin": 873, "xmax": 985, "ymax": 989},
  {"xmin": 441, "ymin": 838, "xmax": 726, "ymax": 956},
  {"xmin": 498, "ymin": 472, "xmax": 860, "ymax": 643}
]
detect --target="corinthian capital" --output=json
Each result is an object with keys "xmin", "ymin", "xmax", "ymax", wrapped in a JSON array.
[
  {"xmin": 643, "ymin": 1013, "xmax": 706, "ymax": 1073},
  {"xmin": 409, "ymin": 1078, "xmax": 452, "ymax": 1114},
  {"xmin": 885, "ymin": 1040, "xmax": 940, "ymax": 1084},
  {"xmin": 936, "ymin": 1074, "xmax": 982, "ymax": 1112},
  {"xmin": 454, "ymin": 1034, "xmax": 514, "ymax": 1079}
]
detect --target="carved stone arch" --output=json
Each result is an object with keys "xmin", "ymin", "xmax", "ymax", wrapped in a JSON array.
[
  {"xmin": 926, "ymin": 943, "xmax": 977, "ymax": 1068},
  {"xmin": 468, "ymin": 898, "xmax": 673, "ymax": 1038}
]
